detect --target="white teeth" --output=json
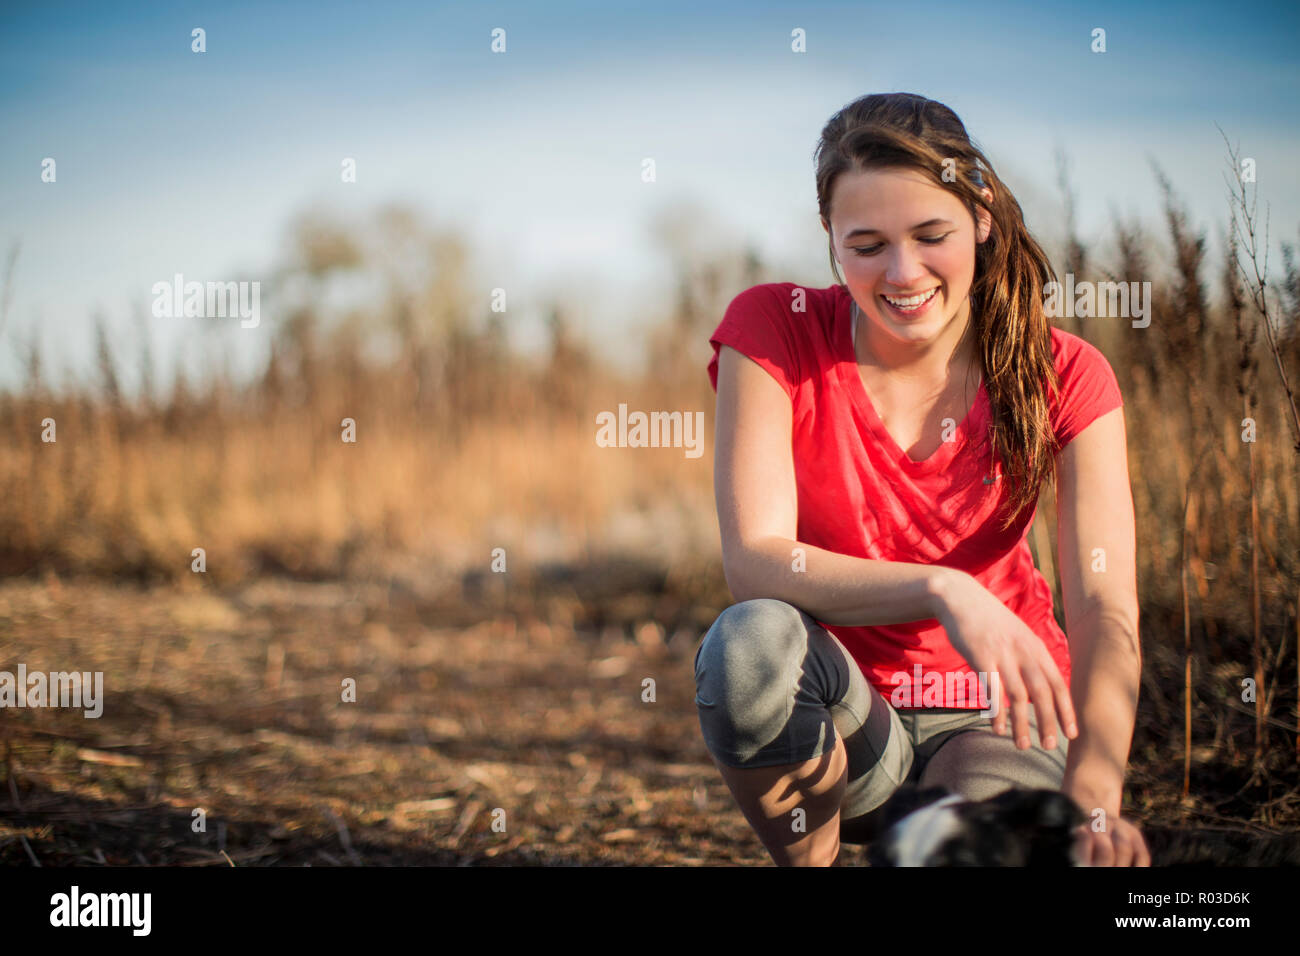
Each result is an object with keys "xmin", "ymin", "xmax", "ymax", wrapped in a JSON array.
[{"xmin": 883, "ymin": 288, "xmax": 938, "ymax": 308}]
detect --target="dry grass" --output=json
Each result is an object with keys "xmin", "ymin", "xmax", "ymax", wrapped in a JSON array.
[{"xmin": 1, "ymin": 167, "xmax": 1298, "ymax": 864}]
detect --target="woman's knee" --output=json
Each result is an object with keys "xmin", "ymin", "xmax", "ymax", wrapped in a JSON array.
[
  {"xmin": 693, "ymin": 599, "xmax": 817, "ymax": 752},
  {"xmin": 694, "ymin": 598, "xmax": 811, "ymax": 690}
]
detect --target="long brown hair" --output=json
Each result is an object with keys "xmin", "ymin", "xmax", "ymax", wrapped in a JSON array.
[{"xmin": 814, "ymin": 92, "xmax": 1061, "ymax": 529}]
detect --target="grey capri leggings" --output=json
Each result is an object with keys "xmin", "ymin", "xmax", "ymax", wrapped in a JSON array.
[{"xmin": 693, "ymin": 599, "xmax": 1069, "ymax": 841}]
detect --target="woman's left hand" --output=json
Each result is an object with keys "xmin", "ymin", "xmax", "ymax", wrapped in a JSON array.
[{"xmin": 1071, "ymin": 815, "xmax": 1151, "ymax": 866}]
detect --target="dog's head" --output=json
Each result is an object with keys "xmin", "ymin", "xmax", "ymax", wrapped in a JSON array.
[{"xmin": 867, "ymin": 783, "xmax": 1087, "ymax": 866}]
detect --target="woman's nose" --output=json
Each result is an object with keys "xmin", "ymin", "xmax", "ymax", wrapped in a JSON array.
[{"xmin": 884, "ymin": 246, "xmax": 928, "ymax": 289}]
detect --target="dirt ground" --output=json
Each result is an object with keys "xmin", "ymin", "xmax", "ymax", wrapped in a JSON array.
[{"xmin": 1, "ymin": 560, "xmax": 1297, "ymax": 867}]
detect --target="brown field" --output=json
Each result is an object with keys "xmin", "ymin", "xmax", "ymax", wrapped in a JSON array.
[{"xmin": 1, "ymin": 173, "xmax": 1299, "ymax": 865}]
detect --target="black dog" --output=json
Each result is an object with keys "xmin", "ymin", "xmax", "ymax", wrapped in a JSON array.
[
  {"xmin": 865, "ymin": 783, "xmax": 1300, "ymax": 866},
  {"xmin": 866, "ymin": 783, "xmax": 1086, "ymax": 866}
]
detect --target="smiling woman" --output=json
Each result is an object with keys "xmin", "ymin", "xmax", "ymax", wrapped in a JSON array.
[{"xmin": 692, "ymin": 92, "xmax": 1148, "ymax": 868}]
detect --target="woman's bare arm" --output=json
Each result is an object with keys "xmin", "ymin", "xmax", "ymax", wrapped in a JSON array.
[
  {"xmin": 1054, "ymin": 407, "xmax": 1142, "ymax": 818},
  {"xmin": 1053, "ymin": 404, "xmax": 1148, "ymax": 865},
  {"xmin": 714, "ymin": 343, "xmax": 958, "ymax": 626}
]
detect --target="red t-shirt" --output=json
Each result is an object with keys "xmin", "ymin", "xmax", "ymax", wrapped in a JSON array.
[{"xmin": 706, "ymin": 281, "xmax": 1124, "ymax": 710}]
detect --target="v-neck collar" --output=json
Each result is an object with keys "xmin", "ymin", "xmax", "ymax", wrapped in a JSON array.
[{"xmin": 837, "ymin": 284, "xmax": 989, "ymax": 476}]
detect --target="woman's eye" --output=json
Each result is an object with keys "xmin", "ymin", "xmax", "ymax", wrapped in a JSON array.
[{"xmin": 851, "ymin": 233, "xmax": 950, "ymax": 256}]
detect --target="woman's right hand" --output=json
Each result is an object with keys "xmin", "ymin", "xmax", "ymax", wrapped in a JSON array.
[{"xmin": 932, "ymin": 569, "xmax": 1078, "ymax": 752}]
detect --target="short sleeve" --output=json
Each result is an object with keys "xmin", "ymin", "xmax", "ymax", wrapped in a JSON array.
[
  {"xmin": 1049, "ymin": 329, "xmax": 1124, "ymax": 449},
  {"xmin": 706, "ymin": 284, "xmax": 804, "ymax": 402}
]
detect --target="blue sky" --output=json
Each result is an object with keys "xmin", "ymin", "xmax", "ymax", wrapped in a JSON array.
[{"xmin": 2, "ymin": 0, "xmax": 1297, "ymax": 394}]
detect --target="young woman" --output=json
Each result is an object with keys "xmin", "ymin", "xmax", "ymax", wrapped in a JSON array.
[{"xmin": 694, "ymin": 93, "xmax": 1149, "ymax": 867}]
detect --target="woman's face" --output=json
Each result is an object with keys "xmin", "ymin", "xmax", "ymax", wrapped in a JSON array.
[{"xmin": 822, "ymin": 165, "xmax": 992, "ymax": 351}]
